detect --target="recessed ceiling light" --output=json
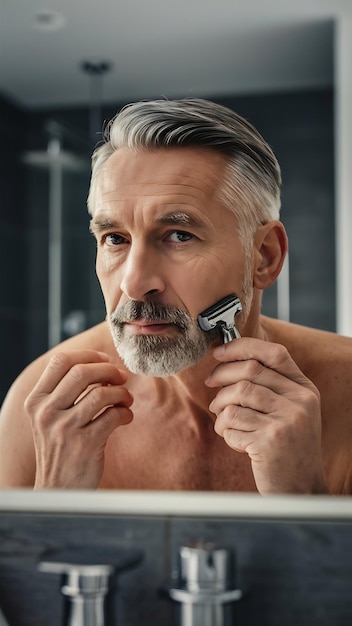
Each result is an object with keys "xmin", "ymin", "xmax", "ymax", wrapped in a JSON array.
[{"xmin": 33, "ymin": 10, "xmax": 66, "ymax": 31}]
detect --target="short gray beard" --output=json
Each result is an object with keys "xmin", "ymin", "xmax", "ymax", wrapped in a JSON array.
[{"xmin": 108, "ymin": 301, "xmax": 219, "ymax": 377}]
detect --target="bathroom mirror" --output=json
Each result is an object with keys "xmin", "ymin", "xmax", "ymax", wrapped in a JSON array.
[
  {"xmin": 0, "ymin": 0, "xmax": 351, "ymax": 503},
  {"xmin": 0, "ymin": 1, "xmax": 336, "ymax": 394}
]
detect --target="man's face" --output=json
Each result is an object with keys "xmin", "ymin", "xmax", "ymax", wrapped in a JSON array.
[{"xmin": 90, "ymin": 146, "xmax": 252, "ymax": 376}]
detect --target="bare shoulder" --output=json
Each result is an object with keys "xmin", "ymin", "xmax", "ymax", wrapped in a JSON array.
[
  {"xmin": 261, "ymin": 315, "xmax": 352, "ymax": 393},
  {"xmin": 4, "ymin": 321, "xmax": 116, "ymax": 401},
  {"xmin": 261, "ymin": 315, "xmax": 352, "ymax": 362}
]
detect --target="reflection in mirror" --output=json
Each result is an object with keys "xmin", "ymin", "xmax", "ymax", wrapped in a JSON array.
[{"xmin": 2, "ymin": 4, "xmax": 351, "ymax": 500}]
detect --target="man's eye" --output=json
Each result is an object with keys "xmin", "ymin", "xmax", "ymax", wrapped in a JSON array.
[
  {"xmin": 168, "ymin": 231, "xmax": 194, "ymax": 243},
  {"xmin": 104, "ymin": 233, "xmax": 127, "ymax": 246}
]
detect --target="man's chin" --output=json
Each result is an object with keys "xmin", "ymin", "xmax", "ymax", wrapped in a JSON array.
[
  {"xmin": 116, "ymin": 340, "xmax": 211, "ymax": 378},
  {"xmin": 117, "ymin": 349, "xmax": 201, "ymax": 378},
  {"xmin": 110, "ymin": 322, "xmax": 219, "ymax": 377}
]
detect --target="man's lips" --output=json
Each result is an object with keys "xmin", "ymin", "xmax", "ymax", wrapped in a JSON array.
[{"xmin": 124, "ymin": 320, "xmax": 177, "ymax": 335}]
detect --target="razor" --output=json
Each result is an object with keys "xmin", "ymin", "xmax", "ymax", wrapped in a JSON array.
[{"xmin": 197, "ymin": 294, "xmax": 242, "ymax": 343}]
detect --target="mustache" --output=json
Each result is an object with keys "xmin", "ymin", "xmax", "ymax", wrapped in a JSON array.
[{"xmin": 110, "ymin": 301, "xmax": 191, "ymax": 330}]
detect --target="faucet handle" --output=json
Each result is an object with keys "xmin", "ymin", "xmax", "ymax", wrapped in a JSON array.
[
  {"xmin": 39, "ymin": 561, "xmax": 114, "ymax": 626},
  {"xmin": 178, "ymin": 540, "xmax": 235, "ymax": 592},
  {"xmin": 167, "ymin": 540, "xmax": 242, "ymax": 624},
  {"xmin": 39, "ymin": 561, "xmax": 114, "ymax": 596},
  {"xmin": 38, "ymin": 545, "xmax": 144, "ymax": 626}
]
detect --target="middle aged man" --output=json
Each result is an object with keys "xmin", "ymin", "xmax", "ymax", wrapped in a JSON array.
[{"xmin": 1, "ymin": 98, "xmax": 351, "ymax": 494}]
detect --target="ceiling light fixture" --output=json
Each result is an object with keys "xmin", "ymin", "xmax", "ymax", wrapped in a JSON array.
[
  {"xmin": 81, "ymin": 59, "xmax": 112, "ymax": 143},
  {"xmin": 33, "ymin": 10, "xmax": 66, "ymax": 31}
]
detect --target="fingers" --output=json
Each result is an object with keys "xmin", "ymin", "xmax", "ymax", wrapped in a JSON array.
[
  {"xmin": 25, "ymin": 349, "xmax": 134, "ymax": 431},
  {"xmin": 72, "ymin": 382, "xmax": 133, "ymax": 425},
  {"xmin": 206, "ymin": 340, "xmax": 320, "ymax": 412},
  {"xmin": 32, "ymin": 400, "xmax": 134, "ymax": 489},
  {"xmin": 214, "ymin": 404, "xmax": 262, "ymax": 436},
  {"xmin": 207, "ymin": 357, "xmax": 273, "ymax": 388},
  {"xmin": 207, "ymin": 358, "xmax": 295, "ymax": 399},
  {"xmin": 25, "ymin": 350, "xmax": 134, "ymax": 489},
  {"xmin": 206, "ymin": 337, "xmax": 326, "ymax": 494},
  {"xmin": 27, "ymin": 350, "xmax": 128, "ymax": 410},
  {"xmin": 54, "ymin": 362, "xmax": 129, "ymax": 410},
  {"xmin": 85, "ymin": 404, "xmax": 133, "ymax": 439},
  {"xmin": 208, "ymin": 366, "xmax": 320, "ymax": 421},
  {"xmin": 33, "ymin": 350, "xmax": 124, "ymax": 395},
  {"xmin": 213, "ymin": 399, "xmax": 326, "ymax": 494},
  {"xmin": 210, "ymin": 338, "xmax": 314, "ymax": 389},
  {"xmin": 210, "ymin": 380, "xmax": 278, "ymax": 416}
]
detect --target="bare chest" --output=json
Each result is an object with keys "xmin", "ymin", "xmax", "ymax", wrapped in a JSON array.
[{"xmin": 99, "ymin": 405, "xmax": 256, "ymax": 492}]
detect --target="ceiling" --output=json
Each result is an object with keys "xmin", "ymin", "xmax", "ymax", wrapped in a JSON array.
[{"xmin": 0, "ymin": 0, "xmax": 350, "ymax": 110}]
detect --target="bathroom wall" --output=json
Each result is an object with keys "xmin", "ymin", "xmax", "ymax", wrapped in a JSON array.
[
  {"xmin": 0, "ymin": 88, "xmax": 334, "ymax": 404},
  {"xmin": 1, "ymin": 509, "xmax": 352, "ymax": 626},
  {"xmin": 219, "ymin": 90, "xmax": 335, "ymax": 330},
  {"xmin": 0, "ymin": 94, "xmax": 29, "ymax": 401}
]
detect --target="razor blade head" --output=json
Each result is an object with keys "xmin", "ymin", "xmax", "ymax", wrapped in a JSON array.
[{"xmin": 197, "ymin": 294, "xmax": 242, "ymax": 332}]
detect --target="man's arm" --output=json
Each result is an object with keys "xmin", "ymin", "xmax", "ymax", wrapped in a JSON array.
[{"xmin": 0, "ymin": 357, "xmax": 46, "ymax": 487}]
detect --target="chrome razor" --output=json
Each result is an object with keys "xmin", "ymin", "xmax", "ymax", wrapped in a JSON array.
[{"xmin": 197, "ymin": 294, "xmax": 242, "ymax": 343}]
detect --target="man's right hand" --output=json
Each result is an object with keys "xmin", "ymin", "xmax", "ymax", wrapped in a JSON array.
[{"xmin": 24, "ymin": 350, "xmax": 133, "ymax": 489}]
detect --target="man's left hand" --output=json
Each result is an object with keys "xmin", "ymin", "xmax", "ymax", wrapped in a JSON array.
[{"xmin": 206, "ymin": 338, "xmax": 328, "ymax": 495}]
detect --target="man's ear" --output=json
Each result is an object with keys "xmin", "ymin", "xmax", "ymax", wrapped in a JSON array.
[{"xmin": 253, "ymin": 221, "xmax": 288, "ymax": 290}]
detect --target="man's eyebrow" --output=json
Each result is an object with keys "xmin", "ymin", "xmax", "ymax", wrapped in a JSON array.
[
  {"xmin": 90, "ymin": 212, "xmax": 207, "ymax": 233},
  {"xmin": 155, "ymin": 212, "xmax": 206, "ymax": 229},
  {"xmin": 89, "ymin": 217, "xmax": 119, "ymax": 234}
]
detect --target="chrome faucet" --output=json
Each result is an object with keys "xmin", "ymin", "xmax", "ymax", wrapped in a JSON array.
[
  {"xmin": 168, "ymin": 541, "xmax": 242, "ymax": 626},
  {"xmin": 39, "ymin": 561, "xmax": 113, "ymax": 626},
  {"xmin": 39, "ymin": 546, "xmax": 143, "ymax": 626}
]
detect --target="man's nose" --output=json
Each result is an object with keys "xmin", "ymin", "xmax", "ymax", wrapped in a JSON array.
[{"xmin": 120, "ymin": 244, "xmax": 166, "ymax": 300}]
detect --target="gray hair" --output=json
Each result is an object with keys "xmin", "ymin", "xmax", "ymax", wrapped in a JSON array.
[{"xmin": 87, "ymin": 98, "xmax": 281, "ymax": 245}]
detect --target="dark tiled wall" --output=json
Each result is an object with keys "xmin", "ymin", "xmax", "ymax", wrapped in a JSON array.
[
  {"xmin": 215, "ymin": 91, "xmax": 335, "ymax": 330},
  {"xmin": 1, "ymin": 511, "xmax": 352, "ymax": 625},
  {"xmin": 0, "ymin": 95, "xmax": 29, "ymax": 402}
]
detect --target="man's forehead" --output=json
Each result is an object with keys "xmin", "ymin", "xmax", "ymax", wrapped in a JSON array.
[
  {"xmin": 98, "ymin": 145, "xmax": 227, "ymax": 188},
  {"xmin": 90, "ymin": 147, "xmax": 232, "ymax": 226}
]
